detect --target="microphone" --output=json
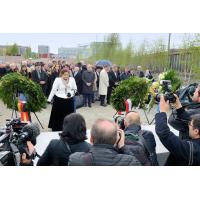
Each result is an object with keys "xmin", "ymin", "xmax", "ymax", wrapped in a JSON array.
[{"xmin": 21, "ymin": 123, "xmax": 40, "ymax": 145}]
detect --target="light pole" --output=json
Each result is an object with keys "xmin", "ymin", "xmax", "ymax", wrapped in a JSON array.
[{"xmin": 168, "ymin": 33, "xmax": 171, "ymax": 69}]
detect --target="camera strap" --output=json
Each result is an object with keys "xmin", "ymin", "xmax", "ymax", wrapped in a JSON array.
[
  {"xmin": 10, "ymin": 143, "xmax": 21, "ymax": 166},
  {"xmin": 62, "ymin": 140, "xmax": 72, "ymax": 154}
]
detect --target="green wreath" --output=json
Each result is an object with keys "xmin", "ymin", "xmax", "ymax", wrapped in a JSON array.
[
  {"xmin": 110, "ymin": 77, "xmax": 149, "ymax": 111},
  {"xmin": 0, "ymin": 73, "xmax": 47, "ymax": 112}
]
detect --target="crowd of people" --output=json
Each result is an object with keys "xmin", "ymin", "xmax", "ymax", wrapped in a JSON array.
[
  {"xmin": 1, "ymin": 59, "xmax": 200, "ymax": 166},
  {"xmin": 0, "ymin": 60, "xmax": 152, "ymax": 105},
  {"xmin": 0, "ymin": 60, "xmax": 153, "ymax": 132}
]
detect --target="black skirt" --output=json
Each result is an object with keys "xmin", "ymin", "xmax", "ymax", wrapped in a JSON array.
[{"xmin": 48, "ymin": 95, "xmax": 75, "ymax": 131}]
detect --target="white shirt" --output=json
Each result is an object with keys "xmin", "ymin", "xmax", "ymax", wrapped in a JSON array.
[{"xmin": 48, "ymin": 77, "xmax": 77, "ymax": 101}]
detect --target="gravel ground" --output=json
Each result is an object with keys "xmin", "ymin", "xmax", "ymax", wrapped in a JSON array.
[{"xmin": 0, "ymin": 99, "xmax": 163, "ymax": 131}]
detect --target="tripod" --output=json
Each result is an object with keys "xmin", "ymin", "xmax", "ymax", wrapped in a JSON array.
[{"xmin": 10, "ymin": 90, "xmax": 44, "ymax": 129}]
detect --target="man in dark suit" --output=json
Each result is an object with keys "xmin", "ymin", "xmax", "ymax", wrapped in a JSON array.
[
  {"xmin": 73, "ymin": 65, "xmax": 83, "ymax": 95},
  {"xmin": 107, "ymin": 65, "xmax": 120, "ymax": 104},
  {"xmin": 31, "ymin": 62, "xmax": 48, "ymax": 96}
]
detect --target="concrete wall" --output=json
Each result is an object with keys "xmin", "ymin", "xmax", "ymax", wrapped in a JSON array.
[{"xmin": 0, "ymin": 56, "xmax": 23, "ymax": 64}]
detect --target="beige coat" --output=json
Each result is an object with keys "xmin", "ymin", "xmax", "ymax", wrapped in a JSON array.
[{"xmin": 99, "ymin": 69, "xmax": 109, "ymax": 95}]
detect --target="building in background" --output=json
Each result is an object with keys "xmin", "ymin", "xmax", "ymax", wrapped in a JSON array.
[
  {"xmin": 38, "ymin": 45, "xmax": 50, "ymax": 58},
  {"xmin": 0, "ymin": 45, "xmax": 30, "ymax": 56},
  {"xmin": 58, "ymin": 47, "xmax": 78, "ymax": 59},
  {"xmin": 58, "ymin": 45, "xmax": 91, "ymax": 60}
]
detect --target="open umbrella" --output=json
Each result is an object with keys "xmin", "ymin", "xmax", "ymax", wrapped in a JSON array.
[{"xmin": 95, "ymin": 60, "xmax": 112, "ymax": 67}]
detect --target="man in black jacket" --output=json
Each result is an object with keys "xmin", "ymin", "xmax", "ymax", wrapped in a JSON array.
[
  {"xmin": 68, "ymin": 119, "xmax": 140, "ymax": 166},
  {"xmin": 107, "ymin": 65, "xmax": 120, "ymax": 104},
  {"xmin": 73, "ymin": 65, "xmax": 83, "ymax": 94},
  {"xmin": 168, "ymin": 84, "xmax": 200, "ymax": 139},
  {"xmin": 31, "ymin": 62, "xmax": 48, "ymax": 95},
  {"xmin": 123, "ymin": 111, "xmax": 158, "ymax": 165},
  {"xmin": 82, "ymin": 65, "xmax": 95, "ymax": 107},
  {"xmin": 155, "ymin": 96, "xmax": 200, "ymax": 166}
]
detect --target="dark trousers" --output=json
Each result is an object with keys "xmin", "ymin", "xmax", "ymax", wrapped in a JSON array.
[
  {"xmin": 91, "ymin": 92, "xmax": 95, "ymax": 103},
  {"xmin": 100, "ymin": 95, "xmax": 106, "ymax": 105},
  {"xmin": 83, "ymin": 94, "xmax": 93, "ymax": 106},
  {"xmin": 107, "ymin": 86, "xmax": 114, "ymax": 104}
]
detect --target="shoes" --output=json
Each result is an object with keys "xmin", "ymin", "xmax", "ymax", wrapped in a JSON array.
[
  {"xmin": 100, "ymin": 104, "xmax": 107, "ymax": 107},
  {"xmin": 88, "ymin": 104, "xmax": 92, "ymax": 107}
]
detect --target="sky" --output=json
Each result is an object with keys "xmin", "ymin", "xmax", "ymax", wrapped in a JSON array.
[{"xmin": 0, "ymin": 33, "xmax": 196, "ymax": 54}]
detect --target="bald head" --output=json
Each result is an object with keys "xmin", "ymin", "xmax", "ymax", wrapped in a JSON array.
[
  {"xmin": 124, "ymin": 112, "xmax": 141, "ymax": 127},
  {"xmin": 91, "ymin": 119, "xmax": 117, "ymax": 145}
]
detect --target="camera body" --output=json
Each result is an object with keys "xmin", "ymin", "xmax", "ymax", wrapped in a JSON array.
[
  {"xmin": 114, "ymin": 115, "xmax": 125, "ymax": 130},
  {"xmin": 0, "ymin": 118, "xmax": 37, "ymax": 165},
  {"xmin": 155, "ymin": 80, "xmax": 176, "ymax": 103}
]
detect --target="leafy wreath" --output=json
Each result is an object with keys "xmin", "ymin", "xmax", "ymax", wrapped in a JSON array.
[
  {"xmin": 110, "ymin": 70, "xmax": 182, "ymax": 112},
  {"xmin": 0, "ymin": 73, "xmax": 47, "ymax": 112},
  {"xmin": 110, "ymin": 77, "xmax": 149, "ymax": 111}
]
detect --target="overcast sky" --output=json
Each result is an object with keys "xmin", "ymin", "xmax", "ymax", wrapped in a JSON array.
[{"xmin": 0, "ymin": 33, "xmax": 196, "ymax": 54}]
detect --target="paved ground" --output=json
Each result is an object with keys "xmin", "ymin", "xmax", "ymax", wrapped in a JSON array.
[{"xmin": 0, "ymin": 100, "xmax": 159, "ymax": 131}]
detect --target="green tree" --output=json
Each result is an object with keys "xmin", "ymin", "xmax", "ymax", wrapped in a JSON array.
[
  {"xmin": 6, "ymin": 43, "xmax": 19, "ymax": 56},
  {"xmin": 23, "ymin": 47, "xmax": 32, "ymax": 59}
]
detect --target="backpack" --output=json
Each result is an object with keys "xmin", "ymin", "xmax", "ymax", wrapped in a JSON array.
[{"xmin": 125, "ymin": 130, "xmax": 158, "ymax": 166}]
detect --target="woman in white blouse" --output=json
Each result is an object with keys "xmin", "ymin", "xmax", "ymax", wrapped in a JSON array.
[{"xmin": 48, "ymin": 68, "xmax": 77, "ymax": 131}]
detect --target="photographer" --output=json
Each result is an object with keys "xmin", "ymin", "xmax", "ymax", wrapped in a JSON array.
[
  {"xmin": 123, "ymin": 111, "xmax": 158, "ymax": 166},
  {"xmin": 37, "ymin": 113, "xmax": 91, "ymax": 166},
  {"xmin": 20, "ymin": 141, "xmax": 35, "ymax": 166},
  {"xmin": 69, "ymin": 119, "xmax": 141, "ymax": 166},
  {"xmin": 0, "ymin": 121, "xmax": 40, "ymax": 166},
  {"xmin": 155, "ymin": 96, "xmax": 200, "ymax": 166},
  {"xmin": 168, "ymin": 84, "xmax": 200, "ymax": 139}
]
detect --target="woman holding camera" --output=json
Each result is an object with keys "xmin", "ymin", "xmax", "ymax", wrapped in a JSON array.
[
  {"xmin": 48, "ymin": 68, "xmax": 77, "ymax": 131},
  {"xmin": 37, "ymin": 113, "xmax": 91, "ymax": 166}
]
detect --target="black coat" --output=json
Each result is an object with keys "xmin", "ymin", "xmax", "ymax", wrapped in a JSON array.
[
  {"xmin": 0, "ymin": 67, "xmax": 7, "ymax": 78},
  {"xmin": 120, "ymin": 72, "xmax": 131, "ymax": 80},
  {"xmin": 68, "ymin": 144, "xmax": 141, "ymax": 166},
  {"xmin": 108, "ymin": 70, "xmax": 120, "ymax": 88},
  {"xmin": 37, "ymin": 139, "xmax": 91, "ymax": 166},
  {"xmin": 74, "ymin": 70, "xmax": 83, "ymax": 94},
  {"xmin": 31, "ymin": 70, "xmax": 48, "ymax": 95},
  {"xmin": 82, "ymin": 70, "xmax": 95, "ymax": 94},
  {"xmin": 136, "ymin": 70, "xmax": 144, "ymax": 78},
  {"xmin": 124, "ymin": 124, "xmax": 158, "ymax": 165},
  {"xmin": 95, "ymin": 71, "xmax": 100, "ymax": 88},
  {"xmin": 155, "ymin": 112, "xmax": 200, "ymax": 166},
  {"xmin": 168, "ymin": 106, "xmax": 200, "ymax": 139},
  {"xmin": 31, "ymin": 70, "xmax": 48, "ymax": 83}
]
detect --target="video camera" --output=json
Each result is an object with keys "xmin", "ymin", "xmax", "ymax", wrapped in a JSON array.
[
  {"xmin": 0, "ymin": 118, "xmax": 40, "ymax": 166},
  {"xmin": 155, "ymin": 80, "xmax": 176, "ymax": 103}
]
